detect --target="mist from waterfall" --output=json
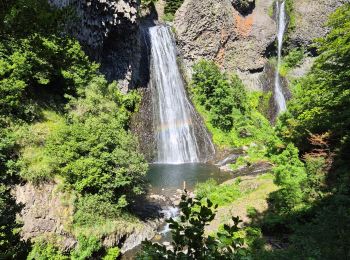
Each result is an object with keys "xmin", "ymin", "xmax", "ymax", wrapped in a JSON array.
[
  {"xmin": 149, "ymin": 25, "xmax": 200, "ymax": 164},
  {"xmin": 274, "ymin": 0, "xmax": 287, "ymax": 113}
]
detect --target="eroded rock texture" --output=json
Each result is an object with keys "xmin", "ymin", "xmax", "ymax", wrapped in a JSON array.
[
  {"xmin": 49, "ymin": 0, "xmax": 139, "ymax": 49},
  {"xmin": 290, "ymin": 0, "xmax": 347, "ymax": 48},
  {"xmin": 14, "ymin": 182, "xmax": 76, "ymax": 251},
  {"xmin": 174, "ymin": 0, "xmax": 276, "ymax": 90},
  {"xmin": 49, "ymin": 0, "xmax": 147, "ymax": 92}
]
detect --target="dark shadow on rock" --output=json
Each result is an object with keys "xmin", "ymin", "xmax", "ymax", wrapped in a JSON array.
[{"xmin": 231, "ymin": 0, "xmax": 256, "ymax": 16}]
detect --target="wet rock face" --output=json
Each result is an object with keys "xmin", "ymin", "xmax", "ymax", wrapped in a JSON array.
[
  {"xmin": 289, "ymin": 0, "xmax": 346, "ymax": 48},
  {"xmin": 231, "ymin": 0, "xmax": 255, "ymax": 15},
  {"xmin": 174, "ymin": 0, "xmax": 276, "ymax": 91}
]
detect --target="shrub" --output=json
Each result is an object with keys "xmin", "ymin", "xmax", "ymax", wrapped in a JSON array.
[
  {"xmin": 102, "ymin": 247, "xmax": 121, "ymax": 260},
  {"xmin": 27, "ymin": 240, "xmax": 67, "ymax": 260},
  {"xmin": 73, "ymin": 194, "xmax": 123, "ymax": 227},
  {"xmin": 191, "ymin": 60, "xmax": 247, "ymax": 132},
  {"xmin": 138, "ymin": 193, "xmax": 249, "ymax": 259},
  {"xmin": 71, "ymin": 235, "xmax": 102, "ymax": 260},
  {"xmin": 195, "ymin": 179, "xmax": 242, "ymax": 206}
]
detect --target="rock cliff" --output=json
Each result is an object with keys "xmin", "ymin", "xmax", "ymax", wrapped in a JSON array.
[
  {"xmin": 49, "ymin": 0, "xmax": 139, "ymax": 49},
  {"xmin": 49, "ymin": 0, "xmax": 147, "ymax": 92},
  {"xmin": 289, "ymin": 0, "xmax": 347, "ymax": 49},
  {"xmin": 14, "ymin": 181, "xmax": 160, "ymax": 253},
  {"xmin": 174, "ymin": 0, "xmax": 346, "ymax": 90},
  {"xmin": 14, "ymin": 182, "xmax": 76, "ymax": 251},
  {"xmin": 174, "ymin": 0, "xmax": 276, "ymax": 90}
]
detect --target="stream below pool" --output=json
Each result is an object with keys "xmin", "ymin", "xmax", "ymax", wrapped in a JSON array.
[{"xmin": 122, "ymin": 163, "xmax": 232, "ymax": 259}]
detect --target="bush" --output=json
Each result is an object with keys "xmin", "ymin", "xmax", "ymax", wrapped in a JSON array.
[
  {"xmin": 73, "ymin": 194, "xmax": 123, "ymax": 227},
  {"xmin": 138, "ymin": 193, "xmax": 249, "ymax": 259},
  {"xmin": 102, "ymin": 247, "xmax": 121, "ymax": 260},
  {"xmin": 71, "ymin": 235, "xmax": 102, "ymax": 260},
  {"xmin": 191, "ymin": 60, "xmax": 247, "ymax": 132},
  {"xmin": 270, "ymin": 144, "xmax": 307, "ymax": 213},
  {"xmin": 195, "ymin": 179, "xmax": 242, "ymax": 206},
  {"xmin": 45, "ymin": 79, "xmax": 147, "ymax": 205},
  {"xmin": 27, "ymin": 240, "xmax": 68, "ymax": 260}
]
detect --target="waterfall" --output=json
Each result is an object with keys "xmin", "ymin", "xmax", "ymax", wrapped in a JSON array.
[
  {"xmin": 274, "ymin": 1, "xmax": 287, "ymax": 113},
  {"xmin": 149, "ymin": 25, "xmax": 200, "ymax": 164}
]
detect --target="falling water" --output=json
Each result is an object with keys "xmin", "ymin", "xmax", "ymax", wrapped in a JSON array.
[
  {"xmin": 274, "ymin": 1, "xmax": 287, "ymax": 113},
  {"xmin": 149, "ymin": 25, "xmax": 200, "ymax": 164}
]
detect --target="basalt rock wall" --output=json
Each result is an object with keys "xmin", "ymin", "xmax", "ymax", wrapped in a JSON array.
[{"xmin": 49, "ymin": 0, "xmax": 149, "ymax": 92}]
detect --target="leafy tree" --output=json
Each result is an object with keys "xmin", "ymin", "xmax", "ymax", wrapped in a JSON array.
[
  {"xmin": 138, "ymin": 192, "xmax": 250, "ymax": 259},
  {"xmin": 269, "ymin": 144, "xmax": 307, "ymax": 214},
  {"xmin": 280, "ymin": 3, "xmax": 350, "ymax": 151},
  {"xmin": 0, "ymin": 35, "xmax": 99, "ymax": 119},
  {"xmin": 191, "ymin": 60, "xmax": 247, "ymax": 132},
  {"xmin": 46, "ymin": 78, "xmax": 147, "ymax": 203}
]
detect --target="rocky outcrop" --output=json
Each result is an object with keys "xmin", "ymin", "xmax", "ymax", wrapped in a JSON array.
[
  {"xmin": 174, "ymin": 0, "xmax": 276, "ymax": 90},
  {"xmin": 49, "ymin": 0, "xmax": 139, "ymax": 50},
  {"xmin": 49, "ymin": 0, "xmax": 149, "ymax": 92},
  {"xmin": 14, "ymin": 182, "xmax": 76, "ymax": 251},
  {"xmin": 289, "ymin": 0, "xmax": 346, "ymax": 48},
  {"xmin": 14, "ymin": 181, "xmax": 167, "ymax": 254}
]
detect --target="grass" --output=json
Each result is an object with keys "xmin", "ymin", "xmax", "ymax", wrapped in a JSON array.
[
  {"xmin": 205, "ymin": 174, "xmax": 279, "ymax": 233},
  {"xmin": 196, "ymin": 179, "xmax": 243, "ymax": 206},
  {"xmin": 72, "ymin": 213, "xmax": 142, "ymax": 238},
  {"xmin": 17, "ymin": 110, "xmax": 65, "ymax": 183}
]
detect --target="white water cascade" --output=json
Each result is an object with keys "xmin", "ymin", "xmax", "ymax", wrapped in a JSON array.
[
  {"xmin": 274, "ymin": 0, "xmax": 287, "ymax": 113},
  {"xmin": 149, "ymin": 25, "xmax": 200, "ymax": 164}
]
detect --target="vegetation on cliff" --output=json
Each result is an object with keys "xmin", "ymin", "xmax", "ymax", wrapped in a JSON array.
[
  {"xmin": 187, "ymin": 3, "xmax": 350, "ymax": 259},
  {"xmin": 1, "ymin": 0, "xmax": 350, "ymax": 259},
  {"xmin": 0, "ymin": 0, "xmax": 146, "ymax": 258}
]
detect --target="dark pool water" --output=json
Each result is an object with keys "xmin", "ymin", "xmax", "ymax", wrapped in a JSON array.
[{"xmin": 146, "ymin": 163, "xmax": 232, "ymax": 195}]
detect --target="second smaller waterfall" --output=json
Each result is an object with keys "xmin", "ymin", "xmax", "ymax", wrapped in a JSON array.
[{"xmin": 274, "ymin": 1, "xmax": 287, "ymax": 114}]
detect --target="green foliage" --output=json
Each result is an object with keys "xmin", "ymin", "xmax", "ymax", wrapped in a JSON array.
[
  {"xmin": 27, "ymin": 240, "xmax": 68, "ymax": 260},
  {"xmin": 195, "ymin": 179, "xmax": 242, "ymax": 206},
  {"xmin": 303, "ymin": 155, "xmax": 327, "ymax": 202},
  {"xmin": 45, "ymin": 79, "xmax": 147, "ymax": 201},
  {"xmin": 191, "ymin": 60, "xmax": 247, "ymax": 132},
  {"xmin": 0, "ymin": 34, "xmax": 99, "ymax": 120},
  {"xmin": 164, "ymin": 0, "xmax": 184, "ymax": 17},
  {"xmin": 102, "ymin": 247, "xmax": 121, "ymax": 260},
  {"xmin": 73, "ymin": 194, "xmax": 123, "ymax": 227},
  {"xmin": 269, "ymin": 144, "xmax": 307, "ymax": 213},
  {"xmin": 280, "ymin": 3, "xmax": 350, "ymax": 149},
  {"xmin": 71, "ymin": 234, "xmax": 102, "ymax": 260},
  {"xmin": 279, "ymin": 48, "xmax": 304, "ymax": 77},
  {"xmin": 138, "ymin": 193, "xmax": 250, "ymax": 259},
  {"xmin": 15, "ymin": 111, "xmax": 65, "ymax": 183}
]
